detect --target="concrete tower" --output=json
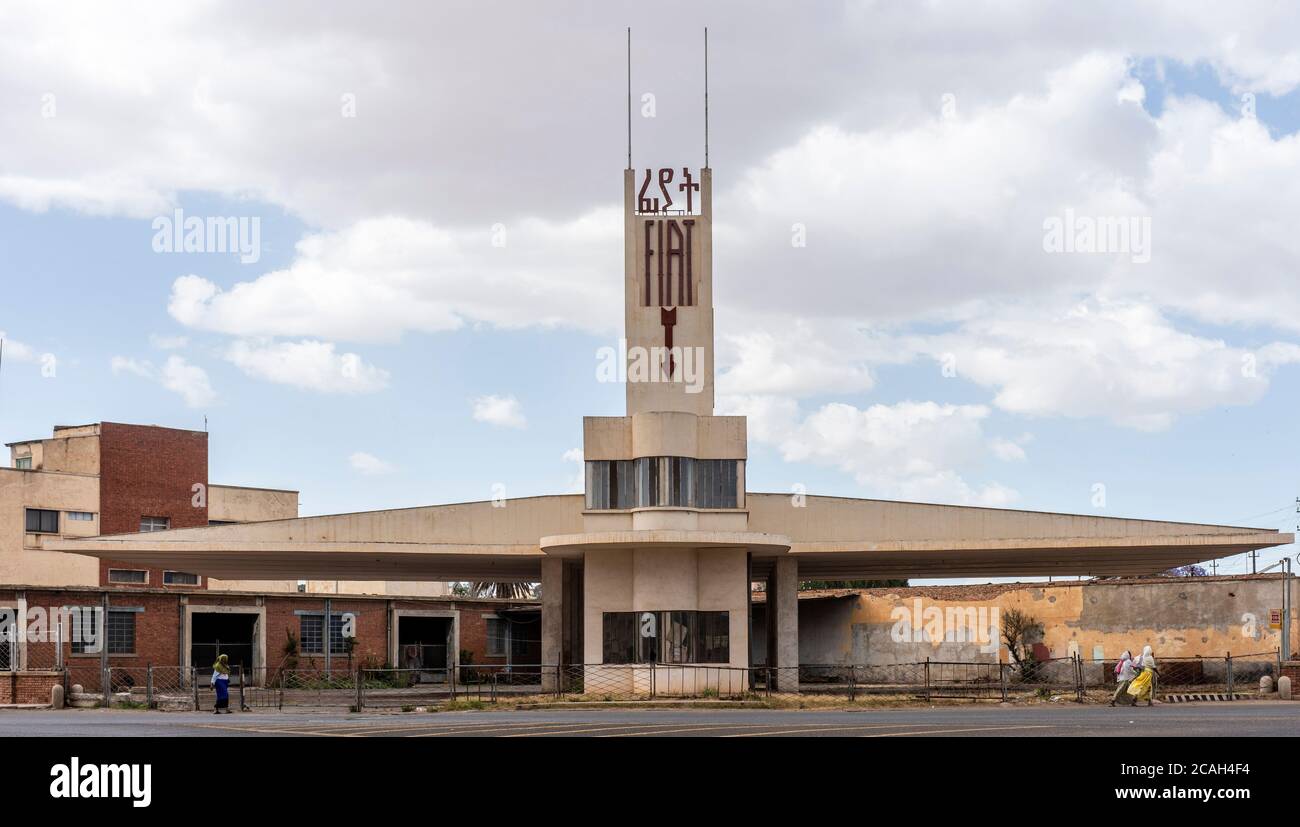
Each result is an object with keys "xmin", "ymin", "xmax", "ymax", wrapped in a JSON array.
[{"xmin": 538, "ymin": 160, "xmax": 795, "ymax": 693}]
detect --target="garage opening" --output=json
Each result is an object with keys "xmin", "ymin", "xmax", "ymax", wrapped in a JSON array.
[
  {"xmin": 192, "ymin": 612, "xmax": 257, "ymax": 684},
  {"xmin": 397, "ymin": 616, "xmax": 453, "ymax": 681}
]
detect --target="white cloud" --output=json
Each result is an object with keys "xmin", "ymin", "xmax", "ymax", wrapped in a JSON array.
[
  {"xmin": 562, "ymin": 447, "xmax": 584, "ymax": 492},
  {"xmin": 906, "ymin": 299, "xmax": 1300, "ymax": 430},
  {"xmin": 348, "ymin": 451, "xmax": 395, "ymax": 475},
  {"xmin": 167, "ymin": 213, "xmax": 621, "ymax": 344},
  {"xmin": 160, "ymin": 355, "xmax": 216, "ymax": 408},
  {"xmin": 472, "ymin": 394, "xmax": 526, "ymax": 429},
  {"xmin": 0, "ymin": 332, "xmax": 44, "ymax": 363},
  {"xmin": 224, "ymin": 339, "xmax": 389, "ymax": 394},
  {"xmin": 111, "ymin": 354, "xmax": 215, "ymax": 407},
  {"xmin": 720, "ymin": 395, "xmax": 1017, "ymax": 506},
  {"xmin": 988, "ymin": 436, "xmax": 1028, "ymax": 462},
  {"xmin": 716, "ymin": 321, "xmax": 876, "ymax": 398}
]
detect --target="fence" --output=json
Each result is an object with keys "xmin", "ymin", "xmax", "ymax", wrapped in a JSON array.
[
  {"xmin": 60, "ymin": 664, "xmax": 242, "ymax": 709},
  {"xmin": 16, "ymin": 651, "xmax": 1287, "ymax": 710}
]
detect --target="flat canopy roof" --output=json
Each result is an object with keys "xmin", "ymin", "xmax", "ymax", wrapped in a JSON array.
[{"xmin": 47, "ymin": 493, "xmax": 1293, "ymax": 582}]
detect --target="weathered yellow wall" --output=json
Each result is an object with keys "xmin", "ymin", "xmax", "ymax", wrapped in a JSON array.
[
  {"xmin": 0, "ymin": 468, "xmax": 101, "ymax": 587},
  {"xmin": 785, "ymin": 575, "xmax": 1299, "ymax": 666}
]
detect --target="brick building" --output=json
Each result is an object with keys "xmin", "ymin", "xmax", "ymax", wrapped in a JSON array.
[{"xmin": 0, "ymin": 423, "xmax": 539, "ymax": 702}]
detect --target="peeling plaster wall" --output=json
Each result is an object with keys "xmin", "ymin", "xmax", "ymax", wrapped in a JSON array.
[{"xmin": 791, "ymin": 575, "xmax": 1299, "ymax": 667}]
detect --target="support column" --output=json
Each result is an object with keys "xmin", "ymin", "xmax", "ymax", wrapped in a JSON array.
[
  {"xmin": 773, "ymin": 556, "xmax": 799, "ymax": 692},
  {"xmin": 541, "ymin": 557, "xmax": 563, "ymax": 691}
]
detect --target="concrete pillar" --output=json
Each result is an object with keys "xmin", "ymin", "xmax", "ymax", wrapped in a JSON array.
[
  {"xmin": 773, "ymin": 556, "xmax": 799, "ymax": 692},
  {"xmin": 541, "ymin": 557, "xmax": 564, "ymax": 691}
]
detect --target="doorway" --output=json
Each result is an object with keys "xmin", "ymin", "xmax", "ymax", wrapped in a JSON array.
[
  {"xmin": 192, "ymin": 612, "xmax": 258, "ymax": 684},
  {"xmin": 397, "ymin": 615, "xmax": 453, "ymax": 681}
]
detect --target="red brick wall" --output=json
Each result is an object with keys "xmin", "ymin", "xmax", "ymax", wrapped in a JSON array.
[
  {"xmin": 96, "ymin": 423, "xmax": 209, "ymax": 589},
  {"xmin": 5, "ymin": 587, "xmax": 531, "ymax": 693},
  {"xmin": 0, "ymin": 672, "xmax": 61, "ymax": 705}
]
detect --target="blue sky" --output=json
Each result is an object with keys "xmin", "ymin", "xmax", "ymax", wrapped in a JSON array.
[{"xmin": 3, "ymin": 3, "xmax": 1300, "ymax": 580}]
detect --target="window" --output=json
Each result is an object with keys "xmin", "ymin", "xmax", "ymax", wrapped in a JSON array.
[
  {"xmin": 163, "ymin": 571, "xmax": 199, "ymax": 586},
  {"xmin": 70, "ymin": 608, "xmax": 136, "ymax": 655},
  {"xmin": 585, "ymin": 457, "xmax": 740, "ymax": 510},
  {"xmin": 486, "ymin": 617, "xmax": 507, "ymax": 657},
  {"xmin": 107, "ymin": 569, "xmax": 147, "ymax": 584},
  {"xmin": 14, "ymin": 456, "xmax": 32, "ymax": 470},
  {"xmin": 299, "ymin": 613, "xmax": 350, "ymax": 655},
  {"xmin": 66, "ymin": 511, "xmax": 94, "ymax": 522},
  {"xmin": 107, "ymin": 611, "xmax": 136, "ymax": 654},
  {"xmin": 601, "ymin": 610, "xmax": 730, "ymax": 664},
  {"xmin": 139, "ymin": 516, "xmax": 170, "ymax": 532},
  {"xmin": 24, "ymin": 508, "xmax": 59, "ymax": 534}
]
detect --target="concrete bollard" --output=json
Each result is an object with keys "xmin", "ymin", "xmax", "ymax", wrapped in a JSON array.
[
  {"xmin": 71, "ymin": 683, "xmax": 83, "ymax": 695},
  {"xmin": 50, "ymin": 684, "xmax": 65, "ymax": 709},
  {"xmin": 1279, "ymin": 676, "xmax": 1292, "ymax": 701},
  {"xmin": 1260, "ymin": 675, "xmax": 1274, "ymax": 695}
]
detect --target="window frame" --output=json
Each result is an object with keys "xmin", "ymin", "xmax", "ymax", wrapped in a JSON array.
[
  {"xmin": 298, "ymin": 612, "xmax": 351, "ymax": 656},
  {"xmin": 485, "ymin": 616, "xmax": 508, "ymax": 657},
  {"xmin": 600, "ymin": 610, "xmax": 730, "ymax": 665},
  {"xmin": 139, "ymin": 516, "xmax": 171, "ymax": 533},
  {"xmin": 24, "ymin": 508, "xmax": 60, "ymax": 534},
  {"xmin": 107, "ymin": 569, "xmax": 148, "ymax": 585},
  {"xmin": 162, "ymin": 571, "xmax": 200, "ymax": 587}
]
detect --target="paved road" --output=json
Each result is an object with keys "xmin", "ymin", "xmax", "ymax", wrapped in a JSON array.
[{"xmin": 1, "ymin": 702, "xmax": 1296, "ymax": 737}]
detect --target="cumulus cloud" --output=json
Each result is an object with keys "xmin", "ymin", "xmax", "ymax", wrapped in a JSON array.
[
  {"xmin": 721, "ymin": 395, "xmax": 1018, "ymax": 506},
  {"xmin": 472, "ymin": 395, "xmax": 527, "ymax": 429},
  {"xmin": 111, "ymin": 354, "xmax": 215, "ymax": 407},
  {"xmin": 348, "ymin": 451, "xmax": 395, "ymax": 475},
  {"xmin": 167, "ymin": 213, "xmax": 621, "ymax": 343},
  {"xmin": 223, "ymin": 339, "xmax": 389, "ymax": 394},
  {"xmin": 904, "ymin": 299, "xmax": 1300, "ymax": 430},
  {"xmin": 0, "ymin": 331, "xmax": 47, "ymax": 364}
]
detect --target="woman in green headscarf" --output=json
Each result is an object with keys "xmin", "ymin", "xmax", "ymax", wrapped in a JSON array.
[{"xmin": 210, "ymin": 653, "xmax": 231, "ymax": 714}]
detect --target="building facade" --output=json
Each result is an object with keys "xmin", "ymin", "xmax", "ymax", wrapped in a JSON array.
[
  {"xmin": 1, "ymin": 423, "xmax": 529, "ymax": 699},
  {"xmin": 51, "ymin": 162, "xmax": 1296, "ymax": 696}
]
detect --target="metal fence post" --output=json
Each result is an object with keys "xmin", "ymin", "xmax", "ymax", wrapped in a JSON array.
[
  {"xmin": 238, "ymin": 665, "xmax": 246, "ymax": 711},
  {"xmin": 146, "ymin": 664, "xmax": 154, "ymax": 708},
  {"xmin": 924, "ymin": 658, "xmax": 932, "ymax": 703},
  {"xmin": 1225, "ymin": 653, "xmax": 1233, "ymax": 698},
  {"xmin": 355, "ymin": 669, "xmax": 363, "ymax": 712},
  {"xmin": 849, "ymin": 665, "xmax": 857, "ymax": 702},
  {"xmin": 102, "ymin": 667, "xmax": 111, "ymax": 708},
  {"xmin": 1075, "ymin": 653, "xmax": 1083, "ymax": 702},
  {"xmin": 999, "ymin": 662, "xmax": 1007, "ymax": 702},
  {"xmin": 192, "ymin": 667, "xmax": 199, "ymax": 711}
]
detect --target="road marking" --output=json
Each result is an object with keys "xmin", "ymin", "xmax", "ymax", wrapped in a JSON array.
[
  {"xmin": 723, "ymin": 723, "xmax": 1054, "ymax": 737},
  {"xmin": 858, "ymin": 724, "xmax": 1054, "ymax": 738},
  {"xmin": 471, "ymin": 722, "xmax": 700, "ymax": 738},
  {"xmin": 608, "ymin": 722, "xmax": 906, "ymax": 737}
]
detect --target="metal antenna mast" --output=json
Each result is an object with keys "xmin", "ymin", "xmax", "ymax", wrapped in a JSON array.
[
  {"xmin": 627, "ymin": 27, "xmax": 632, "ymax": 169},
  {"xmin": 704, "ymin": 27, "xmax": 710, "ymax": 168}
]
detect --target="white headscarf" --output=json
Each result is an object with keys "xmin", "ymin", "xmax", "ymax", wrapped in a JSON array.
[
  {"xmin": 1117, "ymin": 650, "xmax": 1135, "ymax": 681},
  {"xmin": 1139, "ymin": 645, "xmax": 1156, "ymax": 669}
]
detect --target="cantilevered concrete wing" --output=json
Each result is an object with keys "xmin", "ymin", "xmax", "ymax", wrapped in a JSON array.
[
  {"xmin": 747, "ymin": 494, "xmax": 1291, "ymax": 579},
  {"xmin": 48, "ymin": 492, "xmax": 1291, "ymax": 582}
]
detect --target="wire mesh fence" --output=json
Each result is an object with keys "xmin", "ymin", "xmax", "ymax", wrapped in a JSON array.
[{"xmin": 15, "ymin": 650, "xmax": 1288, "ymax": 710}]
